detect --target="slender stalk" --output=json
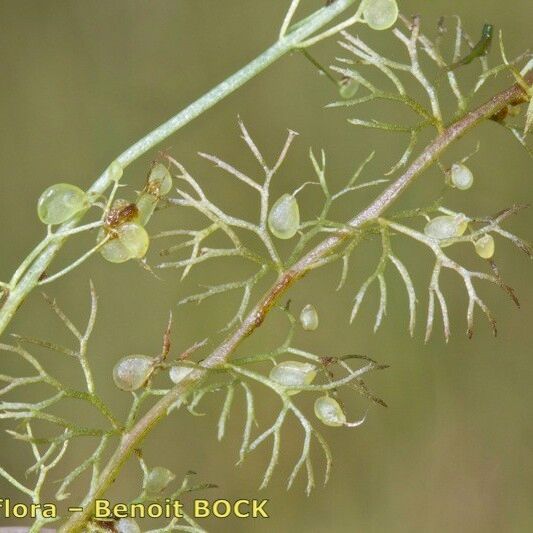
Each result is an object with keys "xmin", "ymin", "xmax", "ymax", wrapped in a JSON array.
[
  {"xmin": 38, "ymin": 236, "xmax": 110, "ymax": 286},
  {"xmin": 58, "ymin": 74, "xmax": 532, "ymax": 533},
  {"xmin": 0, "ymin": 0, "xmax": 361, "ymax": 338},
  {"xmin": 300, "ymin": 49, "xmax": 340, "ymax": 86}
]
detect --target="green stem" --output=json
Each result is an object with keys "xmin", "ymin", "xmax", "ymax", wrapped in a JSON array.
[
  {"xmin": 300, "ymin": 49, "xmax": 340, "ymax": 86},
  {"xmin": 0, "ymin": 0, "xmax": 360, "ymax": 339}
]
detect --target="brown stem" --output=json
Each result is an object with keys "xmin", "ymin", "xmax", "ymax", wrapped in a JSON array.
[{"xmin": 59, "ymin": 74, "xmax": 531, "ymax": 533}]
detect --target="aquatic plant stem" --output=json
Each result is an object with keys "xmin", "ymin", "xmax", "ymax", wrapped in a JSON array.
[{"xmin": 58, "ymin": 71, "xmax": 532, "ymax": 533}]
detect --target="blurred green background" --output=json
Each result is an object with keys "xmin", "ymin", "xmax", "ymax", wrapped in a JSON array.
[{"xmin": 0, "ymin": 1, "xmax": 532, "ymax": 532}]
